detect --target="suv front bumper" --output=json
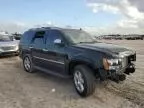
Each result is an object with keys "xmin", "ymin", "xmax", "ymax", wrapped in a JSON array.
[
  {"xmin": 99, "ymin": 63, "xmax": 136, "ymax": 83},
  {"xmin": 0, "ymin": 50, "xmax": 19, "ymax": 56}
]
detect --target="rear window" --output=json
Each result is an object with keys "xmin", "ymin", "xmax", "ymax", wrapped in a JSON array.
[{"xmin": 20, "ymin": 31, "xmax": 35, "ymax": 43}]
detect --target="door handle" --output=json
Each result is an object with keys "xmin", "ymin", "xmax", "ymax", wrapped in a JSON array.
[
  {"xmin": 42, "ymin": 49, "xmax": 48, "ymax": 52},
  {"xmin": 29, "ymin": 46, "xmax": 33, "ymax": 49}
]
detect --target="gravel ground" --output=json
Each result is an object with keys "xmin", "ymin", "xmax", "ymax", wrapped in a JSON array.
[{"xmin": 0, "ymin": 40, "xmax": 144, "ymax": 108}]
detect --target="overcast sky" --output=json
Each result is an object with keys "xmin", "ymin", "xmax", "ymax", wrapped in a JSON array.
[{"xmin": 0, "ymin": 0, "xmax": 144, "ymax": 35}]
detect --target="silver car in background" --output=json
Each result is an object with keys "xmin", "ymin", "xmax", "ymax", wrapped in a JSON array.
[{"xmin": 0, "ymin": 35, "xmax": 19, "ymax": 56}]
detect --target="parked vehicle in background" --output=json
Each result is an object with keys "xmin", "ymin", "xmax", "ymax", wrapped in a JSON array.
[
  {"xmin": 12, "ymin": 33, "xmax": 22, "ymax": 40},
  {"xmin": 19, "ymin": 27, "xmax": 136, "ymax": 97},
  {"xmin": 0, "ymin": 34, "xmax": 19, "ymax": 56}
]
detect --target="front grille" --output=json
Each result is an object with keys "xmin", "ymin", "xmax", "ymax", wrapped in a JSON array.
[
  {"xmin": 122, "ymin": 57, "xmax": 128, "ymax": 68},
  {"xmin": 128, "ymin": 54, "xmax": 136, "ymax": 61},
  {"xmin": 1, "ymin": 46, "xmax": 16, "ymax": 51}
]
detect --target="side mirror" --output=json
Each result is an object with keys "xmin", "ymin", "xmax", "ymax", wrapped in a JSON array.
[{"xmin": 54, "ymin": 39, "xmax": 65, "ymax": 46}]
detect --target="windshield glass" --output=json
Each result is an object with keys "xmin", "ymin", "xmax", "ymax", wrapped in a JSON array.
[
  {"xmin": 62, "ymin": 30, "xmax": 96, "ymax": 44},
  {"xmin": 0, "ymin": 35, "xmax": 12, "ymax": 41}
]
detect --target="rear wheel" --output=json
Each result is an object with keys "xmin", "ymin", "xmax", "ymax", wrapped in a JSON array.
[
  {"xmin": 23, "ymin": 55, "xmax": 34, "ymax": 73},
  {"xmin": 73, "ymin": 65, "xmax": 96, "ymax": 97}
]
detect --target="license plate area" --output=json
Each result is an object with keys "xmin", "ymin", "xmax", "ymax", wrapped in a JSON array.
[{"xmin": 1, "ymin": 46, "xmax": 15, "ymax": 51}]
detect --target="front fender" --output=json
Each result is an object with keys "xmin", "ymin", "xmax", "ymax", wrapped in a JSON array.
[{"xmin": 69, "ymin": 55, "xmax": 96, "ymax": 70}]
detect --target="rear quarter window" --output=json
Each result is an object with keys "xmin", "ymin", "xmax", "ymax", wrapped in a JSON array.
[{"xmin": 20, "ymin": 31, "xmax": 35, "ymax": 44}]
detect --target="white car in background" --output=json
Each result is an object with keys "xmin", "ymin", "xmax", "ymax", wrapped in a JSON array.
[{"xmin": 0, "ymin": 35, "xmax": 19, "ymax": 56}]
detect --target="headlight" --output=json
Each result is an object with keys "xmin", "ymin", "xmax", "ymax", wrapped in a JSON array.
[
  {"xmin": 0, "ymin": 48, "xmax": 3, "ymax": 52},
  {"xmin": 107, "ymin": 59, "xmax": 119, "ymax": 65},
  {"xmin": 109, "ymin": 66, "xmax": 121, "ymax": 70},
  {"xmin": 103, "ymin": 58, "xmax": 122, "ymax": 70},
  {"xmin": 15, "ymin": 45, "xmax": 19, "ymax": 50}
]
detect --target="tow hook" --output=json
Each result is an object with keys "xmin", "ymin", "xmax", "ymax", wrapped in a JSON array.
[
  {"xmin": 119, "ymin": 74, "xmax": 126, "ymax": 81},
  {"xmin": 125, "ymin": 63, "xmax": 135, "ymax": 74}
]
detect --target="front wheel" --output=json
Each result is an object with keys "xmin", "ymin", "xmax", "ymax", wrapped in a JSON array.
[{"xmin": 73, "ymin": 65, "xmax": 96, "ymax": 97}]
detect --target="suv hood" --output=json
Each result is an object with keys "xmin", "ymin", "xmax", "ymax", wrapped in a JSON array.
[{"xmin": 73, "ymin": 42, "xmax": 134, "ymax": 55}]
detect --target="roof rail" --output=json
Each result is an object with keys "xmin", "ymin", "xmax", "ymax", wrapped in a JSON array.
[
  {"xmin": 29, "ymin": 26, "xmax": 82, "ymax": 31},
  {"xmin": 29, "ymin": 26, "xmax": 62, "ymax": 30},
  {"xmin": 41, "ymin": 27, "xmax": 51, "ymax": 29},
  {"xmin": 41, "ymin": 26, "xmax": 62, "ymax": 29},
  {"xmin": 29, "ymin": 28, "xmax": 41, "ymax": 30}
]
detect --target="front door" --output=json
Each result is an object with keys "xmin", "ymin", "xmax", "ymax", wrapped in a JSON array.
[{"xmin": 42, "ymin": 30, "xmax": 66, "ymax": 74}]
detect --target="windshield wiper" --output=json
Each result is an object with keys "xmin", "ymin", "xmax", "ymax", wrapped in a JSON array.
[{"xmin": 79, "ymin": 41, "xmax": 97, "ymax": 44}]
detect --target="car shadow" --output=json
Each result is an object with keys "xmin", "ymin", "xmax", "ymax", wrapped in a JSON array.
[
  {"xmin": 16, "ymin": 61, "xmax": 115, "ymax": 100},
  {"xmin": 17, "ymin": 62, "xmax": 78, "ymax": 96}
]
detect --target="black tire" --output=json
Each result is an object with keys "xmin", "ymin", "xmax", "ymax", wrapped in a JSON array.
[
  {"xmin": 23, "ymin": 55, "xmax": 35, "ymax": 73},
  {"xmin": 73, "ymin": 65, "xmax": 95, "ymax": 97}
]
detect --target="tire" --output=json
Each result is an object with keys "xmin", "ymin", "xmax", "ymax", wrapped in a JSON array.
[
  {"xmin": 73, "ymin": 65, "xmax": 96, "ymax": 97},
  {"xmin": 23, "ymin": 55, "xmax": 34, "ymax": 73}
]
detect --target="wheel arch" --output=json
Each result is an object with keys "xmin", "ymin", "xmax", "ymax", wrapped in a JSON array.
[
  {"xmin": 22, "ymin": 53, "xmax": 31, "ymax": 59},
  {"xmin": 68, "ymin": 59, "xmax": 97, "ymax": 75}
]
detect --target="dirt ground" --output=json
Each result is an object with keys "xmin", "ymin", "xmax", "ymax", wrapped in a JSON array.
[{"xmin": 0, "ymin": 40, "xmax": 144, "ymax": 108}]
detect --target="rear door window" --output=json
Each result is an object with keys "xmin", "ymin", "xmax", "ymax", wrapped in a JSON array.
[
  {"xmin": 21, "ymin": 31, "xmax": 35, "ymax": 43},
  {"xmin": 33, "ymin": 31, "xmax": 45, "ymax": 48}
]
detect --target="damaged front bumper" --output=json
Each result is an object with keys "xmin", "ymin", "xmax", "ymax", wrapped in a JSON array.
[
  {"xmin": 0, "ymin": 50, "xmax": 19, "ymax": 56},
  {"xmin": 108, "ymin": 63, "xmax": 135, "ymax": 82},
  {"xmin": 99, "ymin": 63, "xmax": 136, "ymax": 83},
  {"xmin": 99, "ymin": 52, "xmax": 136, "ymax": 83}
]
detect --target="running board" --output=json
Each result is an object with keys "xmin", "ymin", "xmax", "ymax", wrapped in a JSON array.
[{"xmin": 34, "ymin": 66, "xmax": 72, "ymax": 79}]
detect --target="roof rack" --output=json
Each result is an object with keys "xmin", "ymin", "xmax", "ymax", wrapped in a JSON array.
[
  {"xmin": 41, "ymin": 26, "xmax": 62, "ymax": 29},
  {"xmin": 29, "ymin": 26, "xmax": 82, "ymax": 31},
  {"xmin": 29, "ymin": 26, "xmax": 62, "ymax": 31}
]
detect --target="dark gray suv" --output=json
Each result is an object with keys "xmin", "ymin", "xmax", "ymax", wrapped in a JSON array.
[{"xmin": 19, "ymin": 27, "xmax": 136, "ymax": 97}]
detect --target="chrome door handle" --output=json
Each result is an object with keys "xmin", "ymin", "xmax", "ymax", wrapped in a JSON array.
[
  {"xmin": 29, "ymin": 47, "xmax": 33, "ymax": 49},
  {"xmin": 42, "ymin": 49, "xmax": 48, "ymax": 52}
]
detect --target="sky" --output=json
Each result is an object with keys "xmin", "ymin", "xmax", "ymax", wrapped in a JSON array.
[{"xmin": 0, "ymin": 0, "xmax": 144, "ymax": 35}]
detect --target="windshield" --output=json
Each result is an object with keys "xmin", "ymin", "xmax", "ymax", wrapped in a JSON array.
[
  {"xmin": 0, "ymin": 35, "xmax": 12, "ymax": 41},
  {"xmin": 62, "ymin": 30, "xmax": 96, "ymax": 44}
]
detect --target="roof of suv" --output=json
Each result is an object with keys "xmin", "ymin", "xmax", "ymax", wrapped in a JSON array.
[{"xmin": 28, "ymin": 27, "xmax": 82, "ymax": 32}]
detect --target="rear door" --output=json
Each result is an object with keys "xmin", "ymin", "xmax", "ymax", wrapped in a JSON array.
[
  {"xmin": 19, "ymin": 31, "xmax": 35, "ymax": 57},
  {"xmin": 31, "ymin": 31, "xmax": 46, "ymax": 67}
]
